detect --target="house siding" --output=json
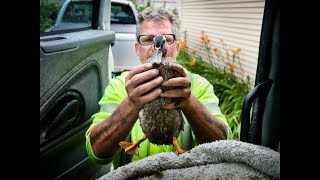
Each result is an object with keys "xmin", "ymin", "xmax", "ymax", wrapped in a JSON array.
[{"xmin": 179, "ymin": 0, "xmax": 265, "ymax": 81}]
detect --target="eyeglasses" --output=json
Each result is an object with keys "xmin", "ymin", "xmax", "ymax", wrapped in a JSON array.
[{"xmin": 137, "ymin": 34, "xmax": 176, "ymax": 46}]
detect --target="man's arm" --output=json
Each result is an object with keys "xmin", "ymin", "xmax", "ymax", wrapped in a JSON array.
[
  {"xmin": 160, "ymin": 63, "xmax": 227, "ymax": 143},
  {"xmin": 181, "ymin": 95, "xmax": 227, "ymax": 143},
  {"xmin": 89, "ymin": 63, "xmax": 163, "ymax": 159},
  {"xmin": 90, "ymin": 97, "xmax": 139, "ymax": 158}
]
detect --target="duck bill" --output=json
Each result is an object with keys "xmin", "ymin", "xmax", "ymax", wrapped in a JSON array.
[{"xmin": 152, "ymin": 47, "xmax": 163, "ymax": 65}]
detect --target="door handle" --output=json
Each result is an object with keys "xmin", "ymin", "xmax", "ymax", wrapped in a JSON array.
[
  {"xmin": 40, "ymin": 98, "xmax": 81, "ymax": 146},
  {"xmin": 40, "ymin": 36, "xmax": 79, "ymax": 53}
]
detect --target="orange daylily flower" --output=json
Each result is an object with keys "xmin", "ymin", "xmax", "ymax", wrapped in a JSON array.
[
  {"xmin": 213, "ymin": 47, "xmax": 219, "ymax": 52},
  {"xmin": 228, "ymin": 64, "xmax": 237, "ymax": 71},
  {"xmin": 200, "ymin": 31, "xmax": 207, "ymax": 41},
  {"xmin": 178, "ymin": 39, "xmax": 185, "ymax": 49},
  {"xmin": 189, "ymin": 59, "xmax": 196, "ymax": 66},
  {"xmin": 191, "ymin": 50, "xmax": 196, "ymax": 55},
  {"xmin": 200, "ymin": 35, "xmax": 205, "ymax": 41},
  {"xmin": 235, "ymin": 48, "xmax": 241, "ymax": 53}
]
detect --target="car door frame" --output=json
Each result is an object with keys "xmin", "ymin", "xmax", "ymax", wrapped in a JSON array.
[
  {"xmin": 40, "ymin": 0, "xmax": 115, "ymax": 179},
  {"xmin": 240, "ymin": 0, "xmax": 280, "ymax": 151}
]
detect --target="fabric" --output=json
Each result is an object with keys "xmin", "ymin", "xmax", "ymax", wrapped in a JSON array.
[
  {"xmin": 85, "ymin": 69, "xmax": 231, "ymax": 166},
  {"xmin": 98, "ymin": 140, "xmax": 280, "ymax": 180}
]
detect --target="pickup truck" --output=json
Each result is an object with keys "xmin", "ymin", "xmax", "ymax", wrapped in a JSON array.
[{"xmin": 46, "ymin": 0, "xmax": 140, "ymax": 76}]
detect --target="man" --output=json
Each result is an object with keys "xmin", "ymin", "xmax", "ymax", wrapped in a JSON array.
[{"xmin": 85, "ymin": 7, "xmax": 231, "ymax": 168}]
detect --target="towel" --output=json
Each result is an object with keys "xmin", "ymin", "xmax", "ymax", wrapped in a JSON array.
[{"xmin": 99, "ymin": 140, "xmax": 280, "ymax": 179}]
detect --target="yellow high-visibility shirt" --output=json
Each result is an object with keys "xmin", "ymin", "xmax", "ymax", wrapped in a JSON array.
[{"xmin": 85, "ymin": 69, "xmax": 231, "ymax": 168}]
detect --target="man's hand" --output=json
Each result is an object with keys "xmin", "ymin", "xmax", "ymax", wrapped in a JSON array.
[
  {"xmin": 125, "ymin": 63, "xmax": 163, "ymax": 111},
  {"xmin": 160, "ymin": 63, "xmax": 191, "ymax": 109}
]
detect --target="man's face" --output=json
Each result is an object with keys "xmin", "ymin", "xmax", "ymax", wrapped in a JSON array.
[{"xmin": 135, "ymin": 19, "xmax": 179, "ymax": 63}]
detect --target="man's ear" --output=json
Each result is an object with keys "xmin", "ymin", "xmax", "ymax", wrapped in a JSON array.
[
  {"xmin": 176, "ymin": 42, "xmax": 180, "ymax": 51},
  {"xmin": 172, "ymin": 42, "xmax": 180, "ymax": 60}
]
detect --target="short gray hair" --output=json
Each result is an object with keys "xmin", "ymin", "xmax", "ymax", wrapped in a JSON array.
[{"xmin": 136, "ymin": 8, "xmax": 178, "ymax": 39}]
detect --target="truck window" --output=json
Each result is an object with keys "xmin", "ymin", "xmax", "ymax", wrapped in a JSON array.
[
  {"xmin": 111, "ymin": 3, "xmax": 136, "ymax": 24},
  {"xmin": 42, "ymin": 0, "xmax": 93, "ymax": 34},
  {"xmin": 62, "ymin": 1, "xmax": 92, "ymax": 23}
]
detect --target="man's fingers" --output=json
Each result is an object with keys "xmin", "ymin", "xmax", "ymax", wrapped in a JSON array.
[
  {"xmin": 132, "ymin": 76, "xmax": 163, "ymax": 96},
  {"xmin": 130, "ymin": 69, "xmax": 160, "ymax": 87},
  {"xmin": 161, "ymin": 77, "xmax": 191, "ymax": 87},
  {"xmin": 126, "ymin": 63, "xmax": 153, "ymax": 80},
  {"xmin": 126, "ymin": 68, "xmax": 160, "ymax": 92},
  {"xmin": 140, "ymin": 88, "xmax": 162, "ymax": 104},
  {"xmin": 160, "ymin": 88, "xmax": 191, "ymax": 98},
  {"xmin": 169, "ymin": 63, "xmax": 186, "ymax": 77}
]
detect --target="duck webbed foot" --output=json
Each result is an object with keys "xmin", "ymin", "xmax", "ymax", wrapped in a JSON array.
[
  {"xmin": 119, "ymin": 134, "xmax": 147, "ymax": 155},
  {"xmin": 172, "ymin": 137, "xmax": 189, "ymax": 154}
]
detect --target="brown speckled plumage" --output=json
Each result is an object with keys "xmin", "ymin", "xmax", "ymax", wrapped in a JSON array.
[{"xmin": 139, "ymin": 59, "xmax": 184, "ymax": 145}]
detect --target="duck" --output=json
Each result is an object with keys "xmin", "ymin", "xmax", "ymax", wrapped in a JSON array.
[{"xmin": 119, "ymin": 35, "xmax": 186, "ymax": 155}]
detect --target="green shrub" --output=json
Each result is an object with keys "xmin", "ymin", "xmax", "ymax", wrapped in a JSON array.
[
  {"xmin": 131, "ymin": 0, "xmax": 151, "ymax": 13},
  {"xmin": 176, "ymin": 33, "xmax": 253, "ymax": 140}
]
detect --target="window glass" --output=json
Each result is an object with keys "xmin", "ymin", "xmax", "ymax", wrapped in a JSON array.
[
  {"xmin": 111, "ymin": 3, "xmax": 136, "ymax": 24},
  {"xmin": 40, "ymin": 0, "xmax": 62, "ymax": 33},
  {"xmin": 62, "ymin": 1, "xmax": 92, "ymax": 23},
  {"xmin": 40, "ymin": 0, "xmax": 92, "ymax": 35}
]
